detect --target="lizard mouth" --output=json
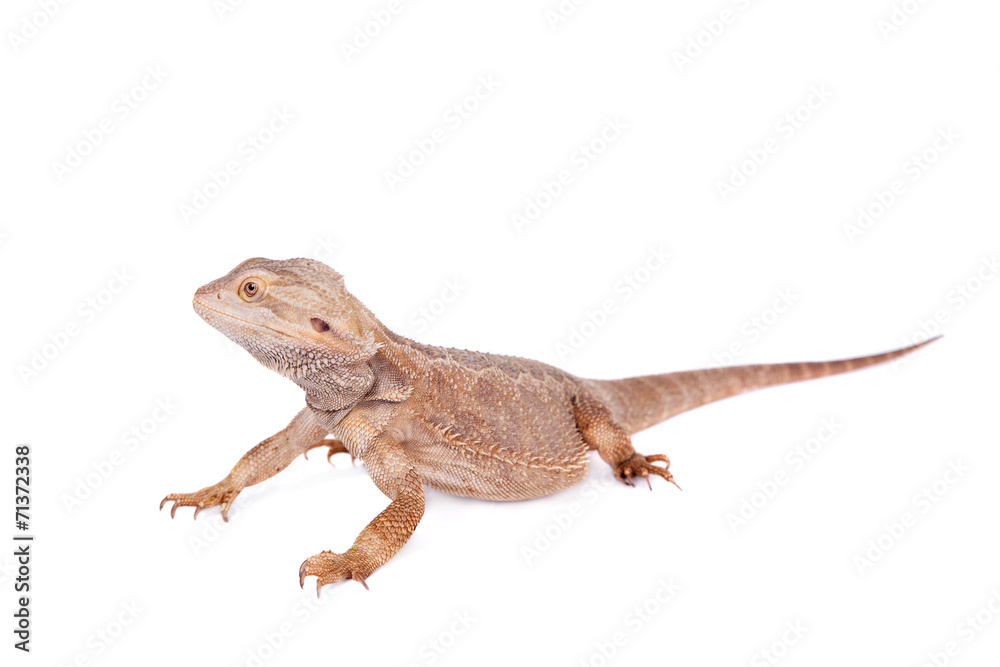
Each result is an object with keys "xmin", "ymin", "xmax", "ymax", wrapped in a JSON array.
[
  {"xmin": 192, "ymin": 296, "xmax": 337, "ymax": 379},
  {"xmin": 193, "ymin": 297, "xmax": 297, "ymax": 342}
]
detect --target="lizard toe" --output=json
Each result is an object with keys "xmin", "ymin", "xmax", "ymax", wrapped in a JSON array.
[
  {"xmin": 299, "ymin": 550, "xmax": 371, "ymax": 596},
  {"xmin": 160, "ymin": 484, "xmax": 240, "ymax": 521},
  {"xmin": 614, "ymin": 453, "xmax": 681, "ymax": 491},
  {"xmin": 303, "ymin": 439, "xmax": 353, "ymax": 466}
]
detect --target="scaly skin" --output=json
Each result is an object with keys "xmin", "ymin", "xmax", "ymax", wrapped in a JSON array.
[{"xmin": 161, "ymin": 258, "xmax": 938, "ymax": 594}]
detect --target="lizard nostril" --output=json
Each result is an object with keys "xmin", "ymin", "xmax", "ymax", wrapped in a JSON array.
[{"xmin": 217, "ymin": 292, "xmax": 221, "ymax": 299}]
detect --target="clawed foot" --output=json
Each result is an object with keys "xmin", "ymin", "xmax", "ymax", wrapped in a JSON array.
[
  {"xmin": 160, "ymin": 479, "xmax": 242, "ymax": 522},
  {"xmin": 614, "ymin": 453, "xmax": 681, "ymax": 491},
  {"xmin": 299, "ymin": 550, "xmax": 370, "ymax": 596},
  {"xmin": 304, "ymin": 439, "xmax": 354, "ymax": 465}
]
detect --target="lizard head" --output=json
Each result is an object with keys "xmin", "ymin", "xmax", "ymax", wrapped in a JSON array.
[{"xmin": 192, "ymin": 258, "xmax": 380, "ymax": 404}]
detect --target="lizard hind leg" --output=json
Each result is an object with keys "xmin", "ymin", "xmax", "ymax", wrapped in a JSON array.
[{"xmin": 572, "ymin": 395, "xmax": 681, "ymax": 491}]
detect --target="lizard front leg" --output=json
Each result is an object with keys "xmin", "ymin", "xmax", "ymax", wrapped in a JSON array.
[
  {"xmin": 299, "ymin": 434, "xmax": 424, "ymax": 594},
  {"xmin": 161, "ymin": 406, "xmax": 345, "ymax": 521}
]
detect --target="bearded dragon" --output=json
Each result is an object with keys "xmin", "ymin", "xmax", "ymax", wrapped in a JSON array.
[{"xmin": 161, "ymin": 258, "xmax": 936, "ymax": 593}]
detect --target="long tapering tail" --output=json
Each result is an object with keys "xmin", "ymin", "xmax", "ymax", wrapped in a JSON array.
[{"xmin": 589, "ymin": 338, "xmax": 939, "ymax": 435}]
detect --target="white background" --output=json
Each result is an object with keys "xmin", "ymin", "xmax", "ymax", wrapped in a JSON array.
[{"xmin": 3, "ymin": 1, "xmax": 999, "ymax": 665}]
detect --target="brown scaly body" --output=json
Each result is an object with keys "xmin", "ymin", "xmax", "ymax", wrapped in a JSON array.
[{"xmin": 161, "ymin": 258, "xmax": 937, "ymax": 593}]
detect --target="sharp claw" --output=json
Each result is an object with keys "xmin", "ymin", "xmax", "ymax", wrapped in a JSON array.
[
  {"xmin": 299, "ymin": 561, "xmax": 307, "ymax": 588},
  {"xmin": 316, "ymin": 580, "xmax": 322, "ymax": 598},
  {"xmin": 170, "ymin": 503, "xmax": 178, "ymax": 519},
  {"xmin": 304, "ymin": 440, "xmax": 326, "ymax": 461},
  {"xmin": 306, "ymin": 440, "xmax": 352, "ymax": 467},
  {"xmin": 353, "ymin": 573, "xmax": 369, "ymax": 591},
  {"xmin": 193, "ymin": 506, "xmax": 201, "ymax": 520},
  {"xmin": 616, "ymin": 453, "xmax": 680, "ymax": 490},
  {"xmin": 159, "ymin": 497, "xmax": 168, "ymax": 510}
]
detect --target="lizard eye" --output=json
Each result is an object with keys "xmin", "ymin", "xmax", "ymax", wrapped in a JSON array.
[{"xmin": 239, "ymin": 279, "xmax": 265, "ymax": 302}]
